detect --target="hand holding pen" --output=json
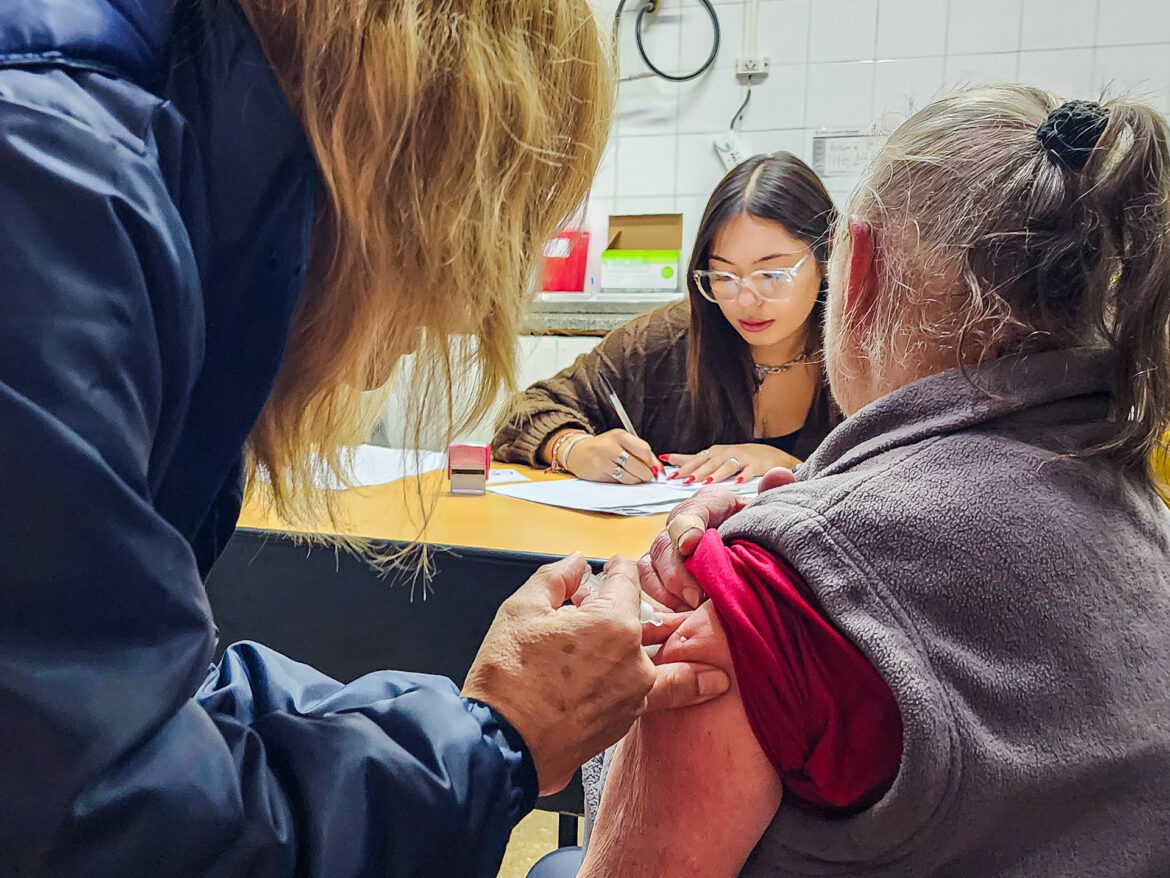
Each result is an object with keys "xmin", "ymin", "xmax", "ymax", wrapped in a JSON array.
[
  {"xmin": 544, "ymin": 373, "xmax": 661, "ymax": 483},
  {"xmin": 595, "ymin": 373, "xmax": 661, "ymax": 482},
  {"xmin": 562, "ymin": 428, "xmax": 660, "ymax": 483}
]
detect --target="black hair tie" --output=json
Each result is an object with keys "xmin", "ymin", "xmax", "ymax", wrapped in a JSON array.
[{"xmin": 1036, "ymin": 100, "xmax": 1110, "ymax": 172}]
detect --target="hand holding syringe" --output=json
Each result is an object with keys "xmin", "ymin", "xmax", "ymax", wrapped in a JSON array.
[{"xmin": 580, "ymin": 568, "xmax": 663, "ymax": 627}]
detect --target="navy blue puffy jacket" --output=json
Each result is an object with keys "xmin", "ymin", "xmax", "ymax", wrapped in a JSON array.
[{"xmin": 0, "ymin": 2, "xmax": 536, "ymax": 874}]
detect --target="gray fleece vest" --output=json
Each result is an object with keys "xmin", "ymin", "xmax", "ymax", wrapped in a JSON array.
[{"xmin": 726, "ymin": 347, "xmax": 1170, "ymax": 877}]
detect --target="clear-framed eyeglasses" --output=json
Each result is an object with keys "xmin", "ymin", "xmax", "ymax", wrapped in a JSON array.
[{"xmin": 692, "ymin": 252, "xmax": 812, "ymax": 303}]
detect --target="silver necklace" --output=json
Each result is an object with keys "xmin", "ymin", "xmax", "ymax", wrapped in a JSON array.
[{"xmin": 753, "ymin": 351, "xmax": 817, "ymax": 388}]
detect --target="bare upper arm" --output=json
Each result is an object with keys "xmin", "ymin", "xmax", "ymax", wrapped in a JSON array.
[{"xmin": 580, "ymin": 603, "xmax": 783, "ymax": 878}]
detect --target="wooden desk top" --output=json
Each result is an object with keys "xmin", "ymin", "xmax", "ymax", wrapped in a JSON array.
[{"xmin": 237, "ymin": 465, "xmax": 667, "ymax": 561}]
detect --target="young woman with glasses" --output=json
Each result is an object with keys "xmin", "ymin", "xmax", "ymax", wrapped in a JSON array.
[{"xmin": 493, "ymin": 151, "xmax": 838, "ymax": 484}]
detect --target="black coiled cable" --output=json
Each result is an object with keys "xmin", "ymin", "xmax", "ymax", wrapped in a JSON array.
[{"xmin": 613, "ymin": 0, "xmax": 720, "ymax": 84}]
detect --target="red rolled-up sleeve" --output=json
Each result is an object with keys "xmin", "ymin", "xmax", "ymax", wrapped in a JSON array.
[{"xmin": 686, "ymin": 529, "xmax": 903, "ymax": 812}]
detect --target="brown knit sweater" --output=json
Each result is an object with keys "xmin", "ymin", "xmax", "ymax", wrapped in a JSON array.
[{"xmin": 492, "ymin": 301, "xmax": 835, "ymax": 466}]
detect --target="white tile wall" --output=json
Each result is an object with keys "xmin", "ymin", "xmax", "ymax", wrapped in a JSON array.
[
  {"xmin": 947, "ymin": 0, "xmax": 1023, "ymax": 55},
  {"xmin": 759, "ymin": 0, "xmax": 811, "ymax": 64},
  {"xmin": 806, "ymin": 61, "xmax": 877, "ymax": 127},
  {"xmin": 386, "ymin": 0, "xmax": 1170, "ymax": 441},
  {"xmin": 741, "ymin": 63, "xmax": 809, "ymax": 129},
  {"xmin": 809, "ymin": 0, "xmax": 878, "ymax": 62},
  {"xmin": 876, "ymin": 0, "xmax": 947, "ymax": 58},
  {"xmin": 945, "ymin": 51, "xmax": 1020, "ymax": 88},
  {"xmin": 1092, "ymin": 44, "xmax": 1170, "ymax": 113},
  {"xmin": 616, "ymin": 134, "xmax": 678, "ymax": 196},
  {"xmin": 592, "ymin": 0, "xmax": 1170, "ymax": 259},
  {"xmin": 677, "ymin": 132, "xmax": 732, "ymax": 195},
  {"xmin": 873, "ymin": 56, "xmax": 947, "ymax": 119},
  {"xmin": 1017, "ymin": 48, "xmax": 1096, "ymax": 98},
  {"xmin": 1021, "ymin": 0, "xmax": 1097, "ymax": 50},
  {"xmin": 682, "ymin": 2, "xmax": 742, "ymax": 67},
  {"xmin": 1097, "ymin": 0, "xmax": 1170, "ymax": 45}
]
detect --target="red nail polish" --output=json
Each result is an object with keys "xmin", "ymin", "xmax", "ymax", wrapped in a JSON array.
[
  {"xmin": 703, "ymin": 477, "xmax": 713, "ymax": 484},
  {"xmin": 735, "ymin": 476, "xmax": 744, "ymax": 484},
  {"xmin": 683, "ymin": 476, "xmax": 695, "ymax": 484},
  {"xmin": 651, "ymin": 466, "xmax": 660, "ymax": 477},
  {"xmin": 658, "ymin": 454, "xmax": 671, "ymax": 463},
  {"xmin": 667, "ymin": 472, "xmax": 680, "ymax": 480}
]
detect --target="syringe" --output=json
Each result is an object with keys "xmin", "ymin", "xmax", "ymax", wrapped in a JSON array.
[{"xmin": 579, "ymin": 569, "xmax": 664, "ymax": 626}]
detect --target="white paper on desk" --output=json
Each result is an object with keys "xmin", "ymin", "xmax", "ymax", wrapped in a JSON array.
[
  {"xmin": 272, "ymin": 445, "xmax": 447, "ymax": 490},
  {"xmin": 486, "ymin": 474, "xmax": 759, "ymax": 516},
  {"xmin": 486, "ymin": 468, "xmax": 530, "ymax": 485}
]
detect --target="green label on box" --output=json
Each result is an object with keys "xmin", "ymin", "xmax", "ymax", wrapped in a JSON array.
[
  {"xmin": 600, "ymin": 249, "xmax": 681, "ymax": 290},
  {"xmin": 600, "ymin": 249, "xmax": 680, "ymax": 263}
]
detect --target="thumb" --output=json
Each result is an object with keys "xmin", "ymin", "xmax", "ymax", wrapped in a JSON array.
[
  {"xmin": 666, "ymin": 513, "xmax": 707, "ymax": 557},
  {"xmin": 644, "ymin": 661, "xmax": 730, "ymax": 712},
  {"xmin": 515, "ymin": 552, "xmax": 589, "ymax": 608},
  {"xmin": 642, "ymin": 611, "xmax": 690, "ymax": 646},
  {"xmin": 760, "ymin": 466, "xmax": 797, "ymax": 492},
  {"xmin": 593, "ymin": 556, "xmax": 641, "ymax": 616},
  {"xmin": 666, "ymin": 488, "xmax": 743, "ymax": 556}
]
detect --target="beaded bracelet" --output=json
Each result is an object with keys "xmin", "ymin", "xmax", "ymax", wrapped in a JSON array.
[{"xmin": 546, "ymin": 429, "xmax": 588, "ymax": 473}]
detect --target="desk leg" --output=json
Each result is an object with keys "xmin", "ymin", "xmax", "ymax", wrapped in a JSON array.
[{"xmin": 557, "ymin": 813, "xmax": 579, "ymax": 849}]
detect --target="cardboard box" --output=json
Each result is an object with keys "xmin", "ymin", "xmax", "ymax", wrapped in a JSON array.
[{"xmin": 601, "ymin": 213, "xmax": 683, "ymax": 291}]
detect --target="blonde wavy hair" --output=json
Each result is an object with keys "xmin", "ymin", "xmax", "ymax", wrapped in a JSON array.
[{"xmin": 236, "ymin": 0, "xmax": 613, "ymax": 526}]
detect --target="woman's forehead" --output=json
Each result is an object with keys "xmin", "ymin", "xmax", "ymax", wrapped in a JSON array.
[{"xmin": 710, "ymin": 213, "xmax": 804, "ymax": 262}]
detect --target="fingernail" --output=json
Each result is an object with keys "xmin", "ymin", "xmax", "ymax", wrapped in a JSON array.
[
  {"xmin": 703, "ymin": 477, "xmax": 713, "ymax": 485},
  {"xmin": 658, "ymin": 454, "xmax": 671, "ymax": 463},
  {"xmin": 652, "ymin": 466, "xmax": 660, "ymax": 477},
  {"xmin": 667, "ymin": 472, "xmax": 680, "ymax": 480},
  {"xmin": 698, "ymin": 669, "xmax": 729, "ymax": 697},
  {"xmin": 735, "ymin": 476, "xmax": 744, "ymax": 484},
  {"xmin": 682, "ymin": 586, "xmax": 702, "ymax": 607},
  {"xmin": 683, "ymin": 476, "xmax": 695, "ymax": 485},
  {"xmin": 676, "ymin": 527, "xmax": 703, "ymax": 552}
]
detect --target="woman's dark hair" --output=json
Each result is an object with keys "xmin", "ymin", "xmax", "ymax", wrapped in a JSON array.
[{"xmin": 686, "ymin": 151, "xmax": 836, "ymax": 445}]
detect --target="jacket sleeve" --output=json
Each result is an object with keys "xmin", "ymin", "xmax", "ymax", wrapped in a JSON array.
[
  {"xmin": 492, "ymin": 317, "xmax": 664, "ymax": 466},
  {"xmin": 0, "ymin": 80, "xmax": 534, "ymax": 877}
]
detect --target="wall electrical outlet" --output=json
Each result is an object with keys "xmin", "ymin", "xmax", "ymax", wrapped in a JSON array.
[
  {"xmin": 735, "ymin": 56, "xmax": 770, "ymax": 78},
  {"xmin": 713, "ymin": 131, "xmax": 750, "ymax": 171}
]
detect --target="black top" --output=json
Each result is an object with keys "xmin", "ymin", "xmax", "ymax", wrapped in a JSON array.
[{"xmin": 758, "ymin": 429, "xmax": 803, "ymax": 455}]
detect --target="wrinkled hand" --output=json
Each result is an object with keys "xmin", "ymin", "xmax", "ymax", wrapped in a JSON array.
[
  {"xmin": 643, "ymin": 603, "xmax": 732, "ymax": 679},
  {"xmin": 567, "ymin": 429, "xmax": 658, "ymax": 483},
  {"xmin": 462, "ymin": 554, "xmax": 729, "ymax": 795},
  {"xmin": 639, "ymin": 468, "xmax": 798, "ymax": 611},
  {"xmin": 662, "ymin": 443, "xmax": 800, "ymax": 485}
]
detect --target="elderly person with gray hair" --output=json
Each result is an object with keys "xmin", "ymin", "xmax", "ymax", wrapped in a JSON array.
[{"xmin": 580, "ymin": 84, "xmax": 1170, "ymax": 877}]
